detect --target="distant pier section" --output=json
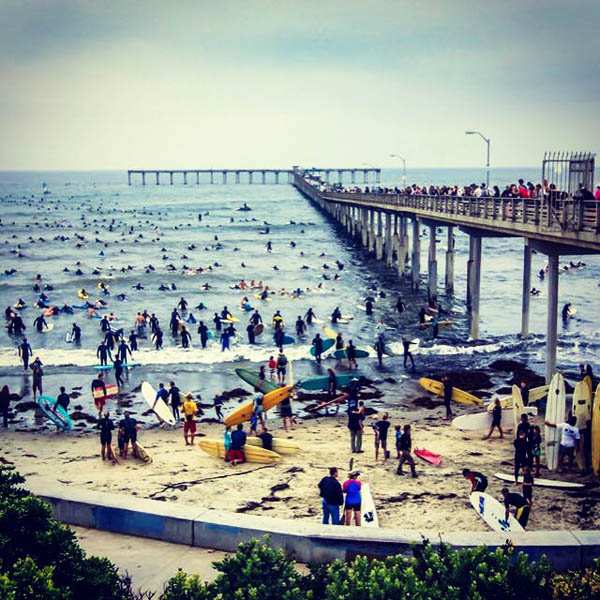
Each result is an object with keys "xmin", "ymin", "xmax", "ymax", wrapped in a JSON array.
[{"xmin": 127, "ymin": 167, "xmax": 381, "ymax": 186}]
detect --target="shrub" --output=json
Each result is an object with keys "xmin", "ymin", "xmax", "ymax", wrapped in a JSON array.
[{"xmin": 551, "ymin": 560, "xmax": 600, "ymax": 599}]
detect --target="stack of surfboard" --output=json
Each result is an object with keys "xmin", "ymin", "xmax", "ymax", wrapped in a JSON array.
[{"xmin": 198, "ymin": 439, "xmax": 281, "ymax": 464}]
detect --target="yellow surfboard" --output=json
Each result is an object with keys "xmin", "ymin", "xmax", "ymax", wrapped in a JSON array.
[
  {"xmin": 322, "ymin": 326, "xmax": 337, "ymax": 339},
  {"xmin": 592, "ymin": 384, "xmax": 600, "ymax": 476},
  {"xmin": 512, "ymin": 385, "xmax": 524, "ymax": 438},
  {"xmin": 198, "ymin": 438, "xmax": 281, "ymax": 464},
  {"xmin": 224, "ymin": 385, "xmax": 294, "ymax": 427},
  {"xmin": 246, "ymin": 437, "xmax": 299, "ymax": 455},
  {"xmin": 419, "ymin": 377, "xmax": 482, "ymax": 406}
]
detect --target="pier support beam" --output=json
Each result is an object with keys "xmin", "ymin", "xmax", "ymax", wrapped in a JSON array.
[
  {"xmin": 375, "ymin": 212, "xmax": 384, "ymax": 260},
  {"xmin": 196, "ymin": 171, "xmax": 200, "ymax": 185},
  {"xmin": 397, "ymin": 218, "xmax": 408, "ymax": 277},
  {"xmin": 361, "ymin": 209, "xmax": 369, "ymax": 248},
  {"xmin": 466, "ymin": 236, "xmax": 475, "ymax": 308},
  {"xmin": 546, "ymin": 253, "xmax": 559, "ymax": 382},
  {"xmin": 183, "ymin": 171, "xmax": 187, "ymax": 185},
  {"xmin": 428, "ymin": 225, "xmax": 438, "ymax": 302},
  {"xmin": 521, "ymin": 240, "xmax": 532, "ymax": 338},
  {"xmin": 385, "ymin": 213, "xmax": 393, "ymax": 267},
  {"xmin": 169, "ymin": 172, "xmax": 173, "ymax": 185},
  {"xmin": 369, "ymin": 211, "xmax": 376, "ymax": 253},
  {"xmin": 128, "ymin": 172, "xmax": 132, "ymax": 186},
  {"xmin": 141, "ymin": 172, "xmax": 146, "ymax": 186},
  {"xmin": 469, "ymin": 235, "xmax": 482, "ymax": 339},
  {"xmin": 155, "ymin": 172, "xmax": 160, "ymax": 185},
  {"xmin": 411, "ymin": 218, "xmax": 420, "ymax": 290},
  {"xmin": 210, "ymin": 171, "xmax": 214, "ymax": 184},
  {"xmin": 445, "ymin": 226, "xmax": 455, "ymax": 294}
]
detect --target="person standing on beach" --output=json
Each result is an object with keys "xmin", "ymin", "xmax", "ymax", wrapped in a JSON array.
[
  {"xmin": 528, "ymin": 425, "xmax": 542, "ymax": 477},
  {"xmin": 120, "ymin": 411, "xmax": 139, "ymax": 459},
  {"xmin": 373, "ymin": 413, "xmax": 390, "ymax": 461},
  {"xmin": 483, "ymin": 398, "xmax": 504, "ymax": 439},
  {"xmin": 182, "ymin": 393, "xmax": 197, "ymax": 445},
  {"xmin": 0, "ymin": 385, "xmax": 11, "ymax": 428},
  {"xmin": 31, "ymin": 358, "xmax": 43, "ymax": 400},
  {"xmin": 312, "ymin": 333, "xmax": 324, "ymax": 363},
  {"xmin": 18, "ymin": 338, "xmax": 32, "ymax": 371},
  {"xmin": 168, "ymin": 381, "xmax": 181, "ymax": 422},
  {"xmin": 442, "ymin": 375, "xmax": 453, "ymax": 419},
  {"xmin": 214, "ymin": 395, "xmax": 224, "ymax": 421},
  {"xmin": 348, "ymin": 401, "xmax": 364, "ymax": 453},
  {"xmin": 513, "ymin": 429, "xmax": 529, "ymax": 483},
  {"xmin": 396, "ymin": 425, "xmax": 417, "ymax": 477},
  {"xmin": 318, "ymin": 467, "xmax": 344, "ymax": 525},
  {"xmin": 98, "ymin": 411, "xmax": 115, "ymax": 461},
  {"xmin": 96, "ymin": 340, "xmax": 111, "ymax": 366},
  {"xmin": 342, "ymin": 471, "xmax": 362, "ymax": 526},
  {"xmin": 91, "ymin": 373, "xmax": 108, "ymax": 415},
  {"xmin": 402, "ymin": 338, "xmax": 415, "ymax": 371},
  {"xmin": 53, "ymin": 386, "xmax": 70, "ymax": 416},
  {"xmin": 276, "ymin": 349, "xmax": 288, "ymax": 384}
]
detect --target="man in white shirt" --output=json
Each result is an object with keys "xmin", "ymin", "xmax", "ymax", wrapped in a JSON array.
[{"xmin": 546, "ymin": 415, "xmax": 580, "ymax": 472}]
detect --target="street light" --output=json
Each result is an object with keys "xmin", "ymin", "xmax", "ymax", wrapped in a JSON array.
[
  {"xmin": 389, "ymin": 154, "xmax": 407, "ymax": 187},
  {"xmin": 465, "ymin": 130, "xmax": 491, "ymax": 188}
]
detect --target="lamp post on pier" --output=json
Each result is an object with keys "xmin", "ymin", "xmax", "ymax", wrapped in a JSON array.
[
  {"xmin": 465, "ymin": 130, "xmax": 491, "ymax": 188},
  {"xmin": 389, "ymin": 154, "xmax": 407, "ymax": 188}
]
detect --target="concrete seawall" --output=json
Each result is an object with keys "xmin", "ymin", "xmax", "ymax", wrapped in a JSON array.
[{"xmin": 28, "ymin": 477, "xmax": 599, "ymax": 570}]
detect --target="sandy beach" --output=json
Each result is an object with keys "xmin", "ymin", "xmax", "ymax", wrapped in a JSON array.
[{"xmin": 1, "ymin": 378, "xmax": 595, "ymax": 533}]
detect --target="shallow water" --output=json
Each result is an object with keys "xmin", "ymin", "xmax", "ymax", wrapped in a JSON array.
[{"xmin": 1, "ymin": 168, "xmax": 598, "ymax": 427}]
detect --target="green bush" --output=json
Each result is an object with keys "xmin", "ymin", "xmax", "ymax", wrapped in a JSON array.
[
  {"xmin": 0, "ymin": 466, "xmax": 144, "ymax": 600},
  {"xmin": 551, "ymin": 560, "xmax": 600, "ymax": 599}
]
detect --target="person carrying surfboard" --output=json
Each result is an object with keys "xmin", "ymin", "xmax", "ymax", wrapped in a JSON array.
[{"xmin": 91, "ymin": 373, "xmax": 108, "ymax": 415}]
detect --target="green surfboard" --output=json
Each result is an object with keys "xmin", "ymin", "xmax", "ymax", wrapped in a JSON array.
[
  {"xmin": 235, "ymin": 368, "xmax": 278, "ymax": 393},
  {"xmin": 309, "ymin": 338, "xmax": 335, "ymax": 357}
]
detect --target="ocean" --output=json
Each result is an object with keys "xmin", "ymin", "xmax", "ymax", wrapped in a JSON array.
[{"xmin": 1, "ymin": 168, "xmax": 598, "ymax": 428}]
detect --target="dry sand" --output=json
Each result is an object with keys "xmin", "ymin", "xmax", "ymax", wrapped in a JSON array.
[{"xmin": 0, "ymin": 379, "xmax": 595, "ymax": 532}]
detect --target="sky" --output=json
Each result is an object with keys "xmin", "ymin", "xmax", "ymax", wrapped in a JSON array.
[{"xmin": 1, "ymin": 0, "xmax": 599, "ymax": 171}]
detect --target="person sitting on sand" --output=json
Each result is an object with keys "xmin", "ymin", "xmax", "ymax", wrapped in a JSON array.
[
  {"xmin": 342, "ymin": 470, "xmax": 362, "ymax": 526},
  {"xmin": 229, "ymin": 424, "xmax": 247, "ymax": 466},
  {"xmin": 462, "ymin": 468, "xmax": 488, "ymax": 493},
  {"xmin": 182, "ymin": 393, "xmax": 197, "ymax": 446}
]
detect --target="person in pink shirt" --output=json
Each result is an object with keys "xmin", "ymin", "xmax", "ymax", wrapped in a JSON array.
[{"xmin": 595, "ymin": 186, "xmax": 600, "ymax": 201}]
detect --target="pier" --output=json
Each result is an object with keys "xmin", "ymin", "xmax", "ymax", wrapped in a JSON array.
[
  {"xmin": 292, "ymin": 158, "xmax": 599, "ymax": 383},
  {"xmin": 127, "ymin": 167, "xmax": 381, "ymax": 186}
]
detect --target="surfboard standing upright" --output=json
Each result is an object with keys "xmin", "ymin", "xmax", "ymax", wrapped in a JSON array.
[{"xmin": 544, "ymin": 373, "xmax": 565, "ymax": 471}]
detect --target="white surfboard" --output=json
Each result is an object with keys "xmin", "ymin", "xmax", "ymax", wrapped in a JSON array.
[
  {"xmin": 545, "ymin": 373, "xmax": 565, "ymax": 471},
  {"xmin": 470, "ymin": 492, "xmax": 524, "ymax": 533},
  {"xmin": 141, "ymin": 381, "xmax": 176, "ymax": 426},
  {"xmin": 361, "ymin": 483, "xmax": 379, "ymax": 528},
  {"xmin": 40, "ymin": 323, "xmax": 54, "ymax": 333},
  {"xmin": 452, "ymin": 406, "xmax": 537, "ymax": 431},
  {"xmin": 493, "ymin": 472, "xmax": 584, "ymax": 489}
]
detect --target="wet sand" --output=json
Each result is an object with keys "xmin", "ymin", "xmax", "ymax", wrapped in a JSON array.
[{"xmin": 1, "ymin": 379, "xmax": 595, "ymax": 532}]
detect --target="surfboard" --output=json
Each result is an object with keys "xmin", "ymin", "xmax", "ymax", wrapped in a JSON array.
[
  {"xmin": 309, "ymin": 337, "xmax": 335, "ymax": 357},
  {"xmin": 77, "ymin": 291, "xmax": 89, "ymax": 299},
  {"xmin": 39, "ymin": 323, "xmax": 54, "ymax": 333},
  {"xmin": 361, "ymin": 483, "xmax": 379, "ymax": 528},
  {"xmin": 235, "ymin": 368, "xmax": 278, "ymax": 393},
  {"xmin": 414, "ymin": 448, "xmax": 442, "ymax": 466},
  {"xmin": 584, "ymin": 375, "xmax": 593, "ymax": 397},
  {"xmin": 305, "ymin": 393, "xmax": 348, "ymax": 413},
  {"xmin": 298, "ymin": 373, "xmax": 359, "ymax": 391},
  {"xmin": 198, "ymin": 439, "xmax": 281, "ymax": 464},
  {"xmin": 274, "ymin": 334, "xmax": 295, "ymax": 345},
  {"xmin": 133, "ymin": 442, "xmax": 152, "ymax": 463},
  {"xmin": 512, "ymin": 385, "xmax": 524, "ymax": 438},
  {"xmin": 333, "ymin": 348, "xmax": 369, "ymax": 359},
  {"xmin": 37, "ymin": 395, "xmax": 72, "ymax": 430},
  {"xmin": 220, "ymin": 315, "xmax": 239, "ymax": 323},
  {"xmin": 224, "ymin": 385, "xmax": 294, "ymax": 427},
  {"xmin": 545, "ymin": 373, "xmax": 565, "ymax": 471},
  {"xmin": 141, "ymin": 381, "xmax": 176, "ymax": 426},
  {"xmin": 254, "ymin": 323, "xmax": 264, "ymax": 336},
  {"xmin": 94, "ymin": 364, "xmax": 113, "ymax": 371},
  {"xmin": 419, "ymin": 377, "xmax": 482, "ymax": 406},
  {"xmin": 593, "ymin": 384, "xmax": 600, "ymax": 476},
  {"xmin": 322, "ymin": 326, "xmax": 337, "ymax": 339},
  {"xmin": 452, "ymin": 406, "xmax": 537, "ymax": 431},
  {"xmin": 573, "ymin": 381, "xmax": 592, "ymax": 430},
  {"xmin": 246, "ymin": 437, "xmax": 300, "ymax": 455},
  {"xmin": 92, "ymin": 384, "xmax": 119, "ymax": 400},
  {"xmin": 470, "ymin": 492, "xmax": 524, "ymax": 533},
  {"xmin": 493, "ymin": 472, "xmax": 583, "ymax": 489}
]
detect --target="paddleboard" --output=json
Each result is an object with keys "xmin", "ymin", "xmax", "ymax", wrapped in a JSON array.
[
  {"xmin": 235, "ymin": 368, "xmax": 278, "ymax": 393},
  {"xmin": 470, "ymin": 492, "xmax": 524, "ymax": 533},
  {"xmin": 361, "ymin": 483, "xmax": 379, "ymax": 528},
  {"xmin": 452, "ymin": 406, "xmax": 538, "ymax": 431},
  {"xmin": 419, "ymin": 377, "xmax": 482, "ymax": 406},
  {"xmin": 246, "ymin": 437, "xmax": 300, "ymax": 455},
  {"xmin": 545, "ymin": 373, "xmax": 565, "ymax": 471},
  {"xmin": 133, "ymin": 442, "xmax": 153, "ymax": 464},
  {"xmin": 309, "ymin": 337, "xmax": 335, "ymax": 357},
  {"xmin": 141, "ymin": 381, "xmax": 176, "ymax": 426},
  {"xmin": 254, "ymin": 323, "xmax": 265, "ymax": 337},
  {"xmin": 36, "ymin": 395, "xmax": 72, "ymax": 430},
  {"xmin": 414, "ymin": 448, "xmax": 442, "ymax": 466},
  {"xmin": 298, "ymin": 373, "xmax": 359, "ymax": 391},
  {"xmin": 92, "ymin": 384, "xmax": 119, "ymax": 400},
  {"xmin": 333, "ymin": 348, "xmax": 369, "ymax": 359},
  {"xmin": 593, "ymin": 384, "xmax": 600, "ymax": 476},
  {"xmin": 198, "ymin": 438, "xmax": 281, "ymax": 464},
  {"xmin": 512, "ymin": 385, "xmax": 524, "ymax": 438},
  {"xmin": 493, "ymin": 472, "xmax": 583, "ymax": 489},
  {"xmin": 224, "ymin": 385, "xmax": 294, "ymax": 427}
]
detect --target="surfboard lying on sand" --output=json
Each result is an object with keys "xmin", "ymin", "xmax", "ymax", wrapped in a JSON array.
[
  {"xmin": 141, "ymin": 381, "xmax": 176, "ymax": 425},
  {"xmin": 361, "ymin": 483, "xmax": 379, "ymax": 527},
  {"xmin": 493, "ymin": 472, "xmax": 583, "ymax": 489},
  {"xmin": 246, "ymin": 437, "xmax": 300, "ymax": 455},
  {"xmin": 470, "ymin": 492, "xmax": 524, "ymax": 533},
  {"xmin": 419, "ymin": 377, "xmax": 482, "ymax": 406},
  {"xmin": 224, "ymin": 385, "xmax": 294, "ymax": 427},
  {"xmin": 198, "ymin": 439, "xmax": 281, "ymax": 464},
  {"xmin": 133, "ymin": 442, "xmax": 153, "ymax": 464},
  {"xmin": 235, "ymin": 368, "xmax": 278, "ymax": 393},
  {"xmin": 414, "ymin": 448, "xmax": 442, "ymax": 466}
]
